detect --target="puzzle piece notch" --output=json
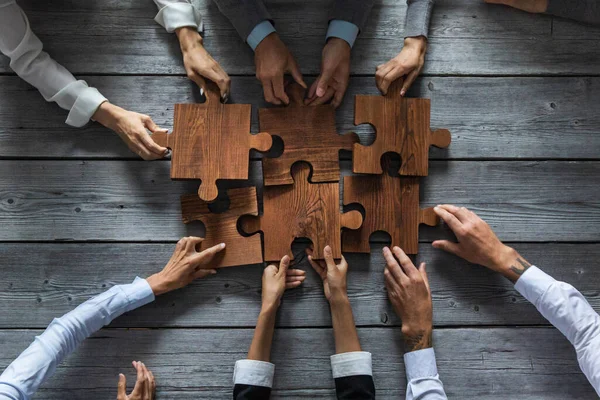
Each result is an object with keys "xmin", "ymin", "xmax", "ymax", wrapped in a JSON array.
[
  {"xmin": 180, "ymin": 187, "xmax": 263, "ymax": 268},
  {"xmin": 152, "ymin": 81, "xmax": 273, "ymax": 202},
  {"xmin": 342, "ymin": 169, "xmax": 439, "ymax": 255},
  {"xmin": 259, "ymin": 83, "xmax": 359, "ymax": 186},
  {"xmin": 239, "ymin": 163, "xmax": 362, "ymax": 261},
  {"xmin": 352, "ymin": 79, "xmax": 451, "ymax": 176}
]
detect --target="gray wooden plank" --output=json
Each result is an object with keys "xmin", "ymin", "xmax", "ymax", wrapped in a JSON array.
[
  {"xmin": 0, "ymin": 160, "xmax": 598, "ymax": 241},
  {"xmin": 2, "ymin": 0, "xmax": 599, "ymax": 75},
  {"xmin": 0, "ymin": 327, "xmax": 594, "ymax": 399},
  {"xmin": 552, "ymin": 17, "xmax": 600, "ymax": 39},
  {"xmin": 2, "ymin": 76, "xmax": 600, "ymax": 160},
  {"xmin": 0, "ymin": 242, "xmax": 598, "ymax": 329}
]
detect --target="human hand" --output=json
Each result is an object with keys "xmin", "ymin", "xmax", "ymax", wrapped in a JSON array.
[
  {"xmin": 375, "ymin": 36, "xmax": 427, "ymax": 96},
  {"xmin": 145, "ymin": 237, "xmax": 225, "ymax": 296},
  {"xmin": 306, "ymin": 38, "xmax": 351, "ymax": 108},
  {"xmin": 254, "ymin": 33, "xmax": 306, "ymax": 105},
  {"xmin": 92, "ymin": 102, "xmax": 168, "ymax": 160},
  {"xmin": 261, "ymin": 255, "xmax": 306, "ymax": 312},
  {"xmin": 432, "ymin": 205, "xmax": 531, "ymax": 282},
  {"xmin": 117, "ymin": 361, "xmax": 155, "ymax": 400},
  {"xmin": 307, "ymin": 245, "xmax": 348, "ymax": 303},
  {"xmin": 383, "ymin": 246, "xmax": 432, "ymax": 352},
  {"xmin": 484, "ymin": 0, "xmax": 548, "ymax": 13},
  {"xmin": 176, "ymin": 27, "xmax": 231, "ymax": 101}
]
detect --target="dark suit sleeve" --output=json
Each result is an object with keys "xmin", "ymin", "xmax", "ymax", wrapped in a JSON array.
[
  {"xmin": 233, "ymin": 359, "xmax": 274, "ymax": 400},
  {"xmin": 329, "ymin": 0, "xmax": 375, "ymax": 32},
  {"xmin": 211, "ymin": 0, "xmax": 272, "ymax": 41},
  {"xmin": 331, "ymin": 352, "xmax": 376, "ymax": 400}
]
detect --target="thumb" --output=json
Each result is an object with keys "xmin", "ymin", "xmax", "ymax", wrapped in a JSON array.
[
  {"xmin": 143, "ymin": 117, "xmax": 165, "ymax": 134},
  {"xmin": 432, "ymin": 240, "xmax": 461, "ymax": 257},
  {"xmin": 315, "ymin": 68, "xmax": 334, "ymax": 97},
  {"xmin": 117, "ymin": 373, "xmax": 127, "ymax": 398},
  {"xmin": 288, "ymin": 58, "xmax": 307, "ymax": 89},
  {"xmin": 323, "ymin": 245, "xmax": 336, "ymax": 272},
  {"xmin": 278, "ymin": 255, "xmax": 290, "ymax": 276},
  {"xmin": 418, "ymin": 262, "xmax": 430, "ymax": 290}
]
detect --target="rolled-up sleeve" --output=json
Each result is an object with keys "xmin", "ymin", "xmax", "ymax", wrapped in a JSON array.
[
  {"xmin": 233, "ymin": 359, "xmax": 274, "ymax": 399},
  {"xmin": 153, "ymin": 0, "xmax": 203, "ymax": 33},
  {"xmin": 404, "ymin": 348, "xmax": 447, "ymax": 399},
  {"xmin": 405, "ymin": 0, "xmax": 435, "ymax": 38},
  {"xmin": 330, "ymin": 351, "xmax": 376, "ymax": 399}
]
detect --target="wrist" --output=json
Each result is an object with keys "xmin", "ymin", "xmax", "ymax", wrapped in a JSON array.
[
  {"xmin": 404, "ymin": 36, "xmax": 427, "ymax": 52},
  {"xmin": 146, "ymin": 273, "xmax": 170, "ymax": 296},
  {"xmin": 176, "ymin": 27, "xmax": 203, "ymax": 52},
  {"xmin": 92, "ymin": 102, "xmax": 122, "ymax": 129},
  {"xmin": 328, "ymin": 291, "xmax": 350, "ymax": 307},
  {"xmin": 401, "ymin": 326, "xmax": 433, "ymax": 352},
  {"xmin": 260, "ymin": 301, "xmax": 279, "ymax": 316},
  {"xmin": 491, "ymin": 245, "xmax": 518, "ymax": 274},
  {"xmin": 255, "ymin": 32, "xmax": 279, "ymax": 53}
]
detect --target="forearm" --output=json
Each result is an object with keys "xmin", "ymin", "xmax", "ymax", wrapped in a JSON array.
[
  {"xmin": 329, "ymin": 295, "xmax": 361, "ymax": 354},
  {"xmin": 212, "ymin": 0, "xmax": 272, "ymax": 41},
  {"xmin": 406, "ymin": 0, "xmax": 435, "ymax": 38},
  {"xmin": 247, "ymin": 305, "xmax": 277, "ymax": 362},
  {"xmin": 330, "ymin": 0, "xmax": 375, "ymax": 32}
]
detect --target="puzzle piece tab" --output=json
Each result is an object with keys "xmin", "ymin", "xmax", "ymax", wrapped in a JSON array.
[
  {"xmin": 239, "ymin": 163, "xmax": 362, "ymax": 261},
  {"xmin": 352, "ymin": 80, "xmax": 451, "ymax": 176},
  {"xmin": 153, "ymin": 82, "xmax": 272, "ymax": 202},
  {"xmin": 342, "ymin": 171, "xmax": 438, "ymax": 255},
  {"xmin": 259, "ymin": 83, "xmax": 358, "ymax": 186},
  {"xmin": 181, "ymin": 187, "xmax": 263, "ymax": 268}
]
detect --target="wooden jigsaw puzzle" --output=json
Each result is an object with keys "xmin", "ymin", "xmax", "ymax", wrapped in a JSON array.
[
  {"xmin": 352, "ymin": 80, "xmax": 451, "ymax": 176},
  {"xmin": 152, "ymin": 82, "xmax": 273, "ymax": 202},
  {"xmin": 180, "ymin": 187, "xmax": 263, "ymax": 268},
  {"xmin": 259, "ymin": 83, "xmax": 358, "ymax": 186},
  {"xmin": 239, "ymin": 163, "xmax": 363, "ymax": 261}
]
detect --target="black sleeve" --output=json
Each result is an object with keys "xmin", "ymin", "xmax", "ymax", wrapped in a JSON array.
[
  {"xmin": 233, "ymin": 359, "xmax": 275, "ymax": 400},
  {"xmin": 334, "ymin": 375, "xmax": 376, "ymax": 400},
  {"xmin": 233, "ymin": 384, "xmax": 271, "ymax": 400},
  {"xmin": 330, "ymin": 352, "xmax": 376, "ymax": 399}
]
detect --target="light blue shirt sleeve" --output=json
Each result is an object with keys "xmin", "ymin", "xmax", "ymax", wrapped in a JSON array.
[
  {"xmin": 404, "ymin": 347, "xmax": 447, "ymax": 399},
  {"xmin": 0, "ymin": 277, "xmax": 155, "ymax": 400},
  {"xmin": 326, "ymin": 19, "xmax": 359, "ymax": 48},
  {"xmin": 515, "ymin": 266, "xmax": 600, "ymax": 396},
  {"xmin": 246, "ymin": 20, "xmax": 276, "ymax": 51}
]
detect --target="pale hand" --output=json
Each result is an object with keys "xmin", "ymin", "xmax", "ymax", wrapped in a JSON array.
[
  {"xmin": 254, "ymin": 33, "xmax": 306, "ymax": 105},
  {"xmin": 261, "ymin": 255, "xmax": 306, "ymax": 310},
  {"xmin": 383, "ymin": 246, "xmax": 432, "ymax": 352},
  {"xmin": 117, "ymin": 361, "xmax": 155, "ymax": 400},
  {"xmin": 306, "ymin": 38, "xmax": 351, "ymax": 108},
  {"xmin": 432, "ymin": 205, "xmax": 531, "ymax": 282},
  {"xmin": 146, "ymin": 237, "xmax": 225, "ymax": 296},
  {"xmin": 92, "ymin": 103, "xmax": 168, "ymax": 160},
  {"xmin": 375, "ymin": 36, "xmax": 427, "ymax": 96},
  {"xmin": 484, "ymin": 0, "xmax": 548, "ymax": 13},
  {"xmin": 176, "ymin": 27, "xmax": 231, "ymax": 101},
  {"xmin": 307, "ymin": 245, "xmax": 348, "ymax": 303}
]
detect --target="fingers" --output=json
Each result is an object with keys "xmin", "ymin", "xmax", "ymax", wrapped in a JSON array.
[
  {"xmin": 375, "ymin": 62, "xmax": 393, "ymax": 94},
  {"xmin": 147, "ymin": 369, "xmax": 156, "ymax": 399},
  {"xmin": 139, "ymin": 124, "xmax": 168, "ymax": 157},
  {"xmin": 306, "ymin": 86, "xmax": 335, "ymax": 106},
  {"xmin": 191, "ymin": 242, "xmax": 226, "ymax": 266},
  {"xmin": 392, "ymin": 246, "xmax": 419, "ymax": 277},
  {"xmin": 272, "ymin": 74, "xmax": 289, "ymax": 105},
  {"xmin": 323, "ymin": 245, "xmax": 336, "ymax": 272},
  {"xmin": 307, "ymin": 254, "xmax": 327, "ymax": 280},
  {"xmin": 184, "ymin": 236, "xmax": 204, "ymax": 252},
  {"xmin": 307, "ymin": 80, "xmax": 318, "ymax": 100},
  {"xmin": 331, "ymin": 84, "xmax": 346, "ymax": 109},
  {"xmin": 380, "ymin": 66, "xmax": 407, "ymax": 95},
  {"xmin": 203, "ymin": 67, "xmax": 231, "ymax": 101},
  {"xmin": 418, "ymin": 262, "xmax": 430, "ymax": 290},
  {"xmin": 261, "ymin": 79, "xmax": 280, "ymax": 105},
  {"xmin": 400, "ymin": 67, "xmax": 420, "ymax": 97},
  {"xmin": 188, "ymin": 71, "xmax": 206, "ymax": 92},
  {"xmin": 433, "ymin": 205, "xmax": 463, "ymax": 233},
  {"xmin": 285, "ymin": 269, "xmax": 305, "ymax": 289},
  {"xmin": 288, "ymin": 57, "xmax": 307, "ymax": 89},
  {"xmin": 277, "ymin": 255, "xmax": 290, "ymax": 276},
  {"xmin": 315, "ymin": 68, "xmax": 334, "ymax": 98},
  {"xmin": 382, "ymin": 246, "xmax": 408, "ymax": 284},
  {"xmin": 132, "ymin": 361, "xmax": 145, "ymax": 396},
  {"xmin": 141, "ymin": 362, "xmax": 151, "ymax": 398},
  {"xmin": 117, "ymin": 373, "xmax": 127, "ymax": 398},
  {"xmin": 193, "ymin": 268, "xmax": 217, "ymax": 279},
  {"xmin": 439, "ymin": 204, "xmax": 472, "ymax": 223},
  {"xmin": 432, "ymin": 240, "xmax": 462, "ymax": 257}
]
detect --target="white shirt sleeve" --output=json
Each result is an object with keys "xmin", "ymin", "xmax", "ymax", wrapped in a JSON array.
[
  {"xmin": 404, "ymin": 348, "xmax": 447, "ymax": 399},
  {"xmin": 0, "ymin": 0, "xmax": 107, "ymax": 127},
  {"xmin": 0, "ymin": 277, "xmax": 155, "ymax": 400},
  {"xmin": 153, "ymin": 0, "xmax": 203, "ymax": 33},
  {"xmin": 515, "ymin": 266, "xmax": 600, "ymax": 396}
]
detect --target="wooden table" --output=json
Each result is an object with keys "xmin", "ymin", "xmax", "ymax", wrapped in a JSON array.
[{"xmin": 0, "ymin": 0, "xmax": 599, "ymax": 398}]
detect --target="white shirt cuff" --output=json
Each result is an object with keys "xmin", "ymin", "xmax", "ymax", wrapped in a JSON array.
[
  {"xmin": 154, "ymin": 2, "xmax": 203, "ymax": 33},
  {"xmin": 514, "ymin": 266, "xmax": 556, "ymax": 306},
  {"xmin": 330, "ymin": 351, "xmax": 373, "ymax": 378},
  {"xmin": 246, "ymin": 20, "xmax": 276, "ymax": 51},
  {"xmin": 124, "ymin": 277, "xmax": 156, "ymax": 310},
  {"xmin": 233, "ymin": 360, "xmax": 275, "ymax": 388},
  {"xmin": 62, "ymin": 85, "xmax": 107, "ymax": 128},
  {"xmin": 404, "ymin": 348, "xmax": 438, "ymax": 381},
  {"xmin": 326, "ymin": 19, "xmax": 359, "ymax": 48}
]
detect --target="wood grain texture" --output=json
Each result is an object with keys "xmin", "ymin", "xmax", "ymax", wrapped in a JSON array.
[
  {"xmin": 2, "ymin": 76, "xmax": 599, "ymax": 160},
  {"xmin": 343, "ymin": 172, "xmax": 438, "ymax": 254},
  {"xmin": 353, "ymin": 80, "xmax": 451, "ymax": 176},
  {"xmin": 259, "ymin": 83, "xmax": 358, "ymax": 185},
  {"xmin": 240, "ymin": 163, "xmax": 362, "ymax": 261},
  {"xmin": 0, "ymin": 242, "xmax": 598, "ymax": 329},
  {"xmin": 152, "ymin": 83, "xmax": 272, "ymax": 201},
  {"xmin": 0, "ymin": 160, "xmax": 597, "ymax": 241},
  {"xmin": 0, "ymin": 327, "xmax": 595, "ymax": 399},
  {"xmin": 180, "ymin": 187, "xmax": 263, "ymax": 268}
]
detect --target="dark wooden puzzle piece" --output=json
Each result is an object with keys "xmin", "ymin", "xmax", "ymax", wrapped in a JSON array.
[
  {"xmin": 153, "ymin": 82, "xmax": 272, "ymax": 202},
  {"xmin": 239, "ymin": 163, "xmax": 362, "ymax": 261},
  {"xmin": 181, "ymin": 187, "xmax": 263, "ymax": 268},
  {"xmin": 259, "ymin": 83, "xmax": 358, "ymax": 186},
  {"xmin": 352, "ymin": 80, "xmax": 451, "ymax": 176},
  {"xmin": 342, "ymin": 170, "xmax": 438, "ymax": 255}
]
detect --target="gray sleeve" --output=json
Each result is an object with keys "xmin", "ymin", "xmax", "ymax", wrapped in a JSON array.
[
  {"xmin": 330, "ymin": 0, "xmax": 375, "ymax": 32},
  {"xmin": 546, "ymin": 0, "xmax": 600, "ymax": 25},
  {"xmin": 211, "ymin": 0, "xmax": 272, "ymax": 40},
  {"xmin": 405, "ymin": 0, "xmax": 434, "ymax": 38}
]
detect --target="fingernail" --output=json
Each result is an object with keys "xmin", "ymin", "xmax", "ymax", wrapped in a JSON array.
[
  {"xmin": 211, "ymin": 270, "xmax": 217, "ymax": 274},
  {"xmin": 400, "ymin": 91, "xmax": 405, "ymax": 96},
  {"xmin": 220, "ymin": 243, "xmax": 226, "ymax": 249}
]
